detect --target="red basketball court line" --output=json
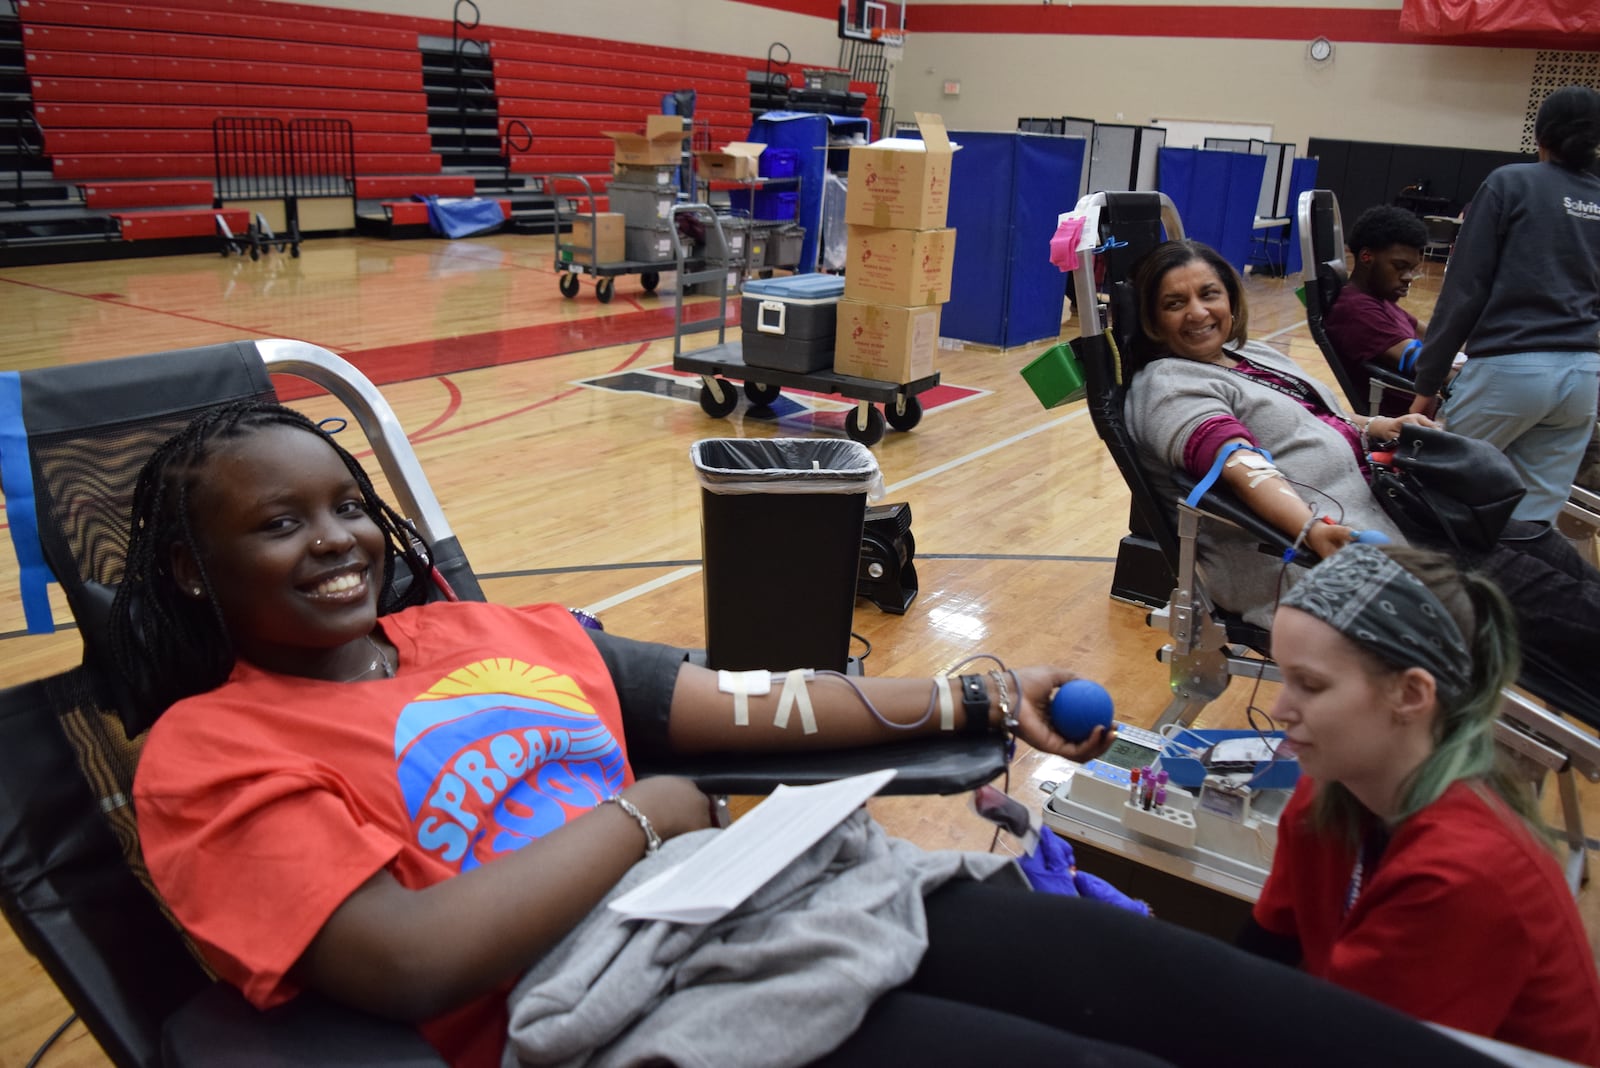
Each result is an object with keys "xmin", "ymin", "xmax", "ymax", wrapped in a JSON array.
[{"xmin": 271, "ymin": 301, "xmax": 734, "ymax": 399}]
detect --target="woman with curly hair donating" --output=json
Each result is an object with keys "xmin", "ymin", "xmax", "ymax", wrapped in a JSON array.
[
  {"xmin": 1409, "ymin": 85, "xmax": 1600, "ymax": 525},
  {"xmin": 1242, "ymin": 544, "xmax": 1600, "ymax": 1065},
  {"xmin": 108, "ymin": 400, "xmax": 1524, "ymax": 1068}
]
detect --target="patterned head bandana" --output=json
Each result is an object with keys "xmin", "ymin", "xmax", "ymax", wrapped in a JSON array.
[{"xmin": 1279, "ymin": 544, "xmax": 1471, "ymax": 702}]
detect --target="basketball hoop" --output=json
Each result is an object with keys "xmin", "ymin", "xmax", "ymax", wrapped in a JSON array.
[{"xmin": 869, "ymin": 26, "xmax": 905, "ymax": 60}]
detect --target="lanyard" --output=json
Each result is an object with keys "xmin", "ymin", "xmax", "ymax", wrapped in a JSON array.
[{"xmin": 1343, "ymin": 826, "xmax": 1391, "ymax": 917}]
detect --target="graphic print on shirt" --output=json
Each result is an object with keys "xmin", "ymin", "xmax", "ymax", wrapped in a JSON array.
[{"xmin": 394, "ymin": 658, "xmax": 626, "ymax": 871}]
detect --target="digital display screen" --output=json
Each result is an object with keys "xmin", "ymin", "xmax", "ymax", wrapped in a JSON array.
[{"xmin": 1100, "ymin": 736, "xmax": 1160, "ymax": 771}]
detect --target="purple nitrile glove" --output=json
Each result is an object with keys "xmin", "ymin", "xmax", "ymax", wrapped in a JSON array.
[{"xmin": 1017, "ymin": 825, "xmax": 1080, "ymax": 896}]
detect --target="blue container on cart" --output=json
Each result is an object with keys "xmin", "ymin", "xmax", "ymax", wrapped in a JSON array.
[
  {"xmin": 755, "ymin": 189, "xmax": 800, "ymax": 221},
  {"xmin": 760, "ymin": 147, "xmax": 800, "ymax": 178},
  {"xmin": 741, "ymin": 274, "xmax": 844, "ymax": 373}
]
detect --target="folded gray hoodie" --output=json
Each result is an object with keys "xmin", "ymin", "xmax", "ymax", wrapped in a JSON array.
[{"xmin": 503, "ymin": 808, "xmax": 1017, "ymax": 1068}]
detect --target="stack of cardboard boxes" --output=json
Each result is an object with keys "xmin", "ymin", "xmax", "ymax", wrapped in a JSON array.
[
  {"xmin": 600, "ymin": 115, "xmax": 687, "ymax": 264},
  {"xmin": 833, "ymin": 113, "xmax": 956, "ymax": 384}
]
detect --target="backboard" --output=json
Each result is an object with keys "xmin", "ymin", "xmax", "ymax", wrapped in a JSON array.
[{"xmin": 839, "ymin": 0, "xmax": 905, "ymax": 46}]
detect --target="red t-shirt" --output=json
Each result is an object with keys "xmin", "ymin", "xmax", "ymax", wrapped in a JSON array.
[
  {"xmin": 134, "ymin": 601, "xmax": 634, "ymax": 1068},
  {"xmin": 1255, "ymin": 779, "xmax": 1600, "ymax": 1065}
]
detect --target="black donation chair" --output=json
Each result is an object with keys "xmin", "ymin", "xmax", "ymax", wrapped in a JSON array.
[{"xmin": 0, "ymin": 339, "xmax": 1005, "ymax": 1066}]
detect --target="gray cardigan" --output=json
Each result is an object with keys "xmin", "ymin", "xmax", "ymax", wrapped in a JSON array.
[
  {"xmin": 502, "ymin": 809, "xmax": 1015, "ymax": 1068},
  {"xmin": 1124, "ymin": 340, "xmax": 1402, "ymax": 625}
]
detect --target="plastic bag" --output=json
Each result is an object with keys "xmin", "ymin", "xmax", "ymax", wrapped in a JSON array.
[
  {"xmin": 418, "ymin": 196, "xmax": 506, "ymax": 239},
  {"xmin": 691, "ymin": 438, "xmax": 885, "ymax": 498},
  {"xmin": 821, "ymin": 172, "xmax": 849, "ymax": 272}
]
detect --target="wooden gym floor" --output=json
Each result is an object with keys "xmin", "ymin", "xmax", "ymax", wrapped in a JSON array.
[{"xmin": 1, "ymin": 236, "xmax": 1596, "ymax": 1066}]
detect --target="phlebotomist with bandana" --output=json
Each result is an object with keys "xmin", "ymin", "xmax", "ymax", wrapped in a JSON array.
[{"xmin": 1240, "ymin": 543, "xmax": 1600, "ymax": 1066}]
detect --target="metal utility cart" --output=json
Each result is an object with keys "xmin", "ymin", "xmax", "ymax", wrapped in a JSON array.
[
  {"xmin": 544, "ymin": 173, "xmax": 673, "ymax": 304},
  {"xmin": 668, "ymin": 203, "xmax": 939, "ymax": 447}
]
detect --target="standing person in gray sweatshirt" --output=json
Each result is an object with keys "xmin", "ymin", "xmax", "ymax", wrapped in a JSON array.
[{"xmin": 1409, "ymin": 85, "xmax": 1600, "ymax": 525}]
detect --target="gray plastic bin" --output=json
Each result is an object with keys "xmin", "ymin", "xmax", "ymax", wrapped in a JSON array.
[{"xmin": 691, "ymin": 438, "xmax": 884, "ymax": 671}]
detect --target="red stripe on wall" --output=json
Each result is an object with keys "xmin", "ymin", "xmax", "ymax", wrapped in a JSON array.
[
  {"xmin": 731, "ymin": 0, "xmax": 839, "ymax": 18},
  {"xmin": 905, "ymin": 4, "xmax": 1600, "ymax": 49}
]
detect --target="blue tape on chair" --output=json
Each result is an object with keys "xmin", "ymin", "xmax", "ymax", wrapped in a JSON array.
[
  {"xmin": 1184, "ymin": 441, "xmax": 1273, "ymax": 509},
  {"xmin": 0, "ymin": 372, "xmax": 55, "ymax": 633}
]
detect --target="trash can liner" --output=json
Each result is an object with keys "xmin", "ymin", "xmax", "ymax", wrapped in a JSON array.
[{"xmin": 690, "ymin": 438, "xmax": 885, "ymax": 499}]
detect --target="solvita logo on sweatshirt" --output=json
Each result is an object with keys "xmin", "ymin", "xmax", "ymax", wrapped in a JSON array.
[{"xmin": 1563, "ymin": 196, "xmax": 1600, "ymax": 221}]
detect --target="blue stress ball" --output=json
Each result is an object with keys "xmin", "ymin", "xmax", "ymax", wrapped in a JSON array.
[
  {"xmin": 1349, "ymin": 529, "xmax": 1391, "ymax": 545},
  {"xmin": 1049, "ymin": 679, "xmax": 1115, "ymax": 743}
]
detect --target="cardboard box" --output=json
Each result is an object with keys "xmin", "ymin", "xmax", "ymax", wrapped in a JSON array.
[
  {"xmin": 844, "ymin": 112, "xmax": 953, "ymax": 231},
  {"xmin": 564, "ymin": 212, "xmax": 625, "ymax": 264},
  {"xmin": 696, "ymin": 142, "xmax": 765, "ymax": 181},
  {"xmin": 604, "ymin": 114, "xmax": 685, "ymax": 166},
  {"xmin": 843, "ymin": 225, "xmax": 955, "ymax": 305},
  {"xmin": 833, "ymin": 299, "xmax": 942, "ymax": 384}
]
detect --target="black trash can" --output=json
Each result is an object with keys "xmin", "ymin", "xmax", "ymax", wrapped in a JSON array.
[{"xmin": 691, "ymin": 438, "xmax": 883, "ymax": 672}]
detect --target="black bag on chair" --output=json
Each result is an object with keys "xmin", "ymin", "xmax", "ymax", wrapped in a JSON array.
[{"xmin": 1370, "ymin": 423, "xmax": 1526, "ymax": 553}]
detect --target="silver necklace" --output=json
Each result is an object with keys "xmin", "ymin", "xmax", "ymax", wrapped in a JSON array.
[{"xmin": 340, "ymin": 635, "xmax": 395, "ymax": 682}]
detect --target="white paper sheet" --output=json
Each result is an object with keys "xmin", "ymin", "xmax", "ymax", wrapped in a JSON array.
[{"xmin": 607, "ymin": 768, "xmax": 897, "ymax": 924}]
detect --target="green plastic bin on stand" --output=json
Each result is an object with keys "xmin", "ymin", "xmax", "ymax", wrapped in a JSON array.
[
  {"xmin": 691, "ymin": 438, "xmax": 884, "ymax": 672},
  {"xmin": 1020, "ymin": 341, "xmax": 1087, "ymax": 410}
]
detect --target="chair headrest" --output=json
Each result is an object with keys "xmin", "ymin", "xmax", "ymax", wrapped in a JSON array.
[{"xmin": 1314, "ymin": 258, "xmax": 1346, "ymax": 309}]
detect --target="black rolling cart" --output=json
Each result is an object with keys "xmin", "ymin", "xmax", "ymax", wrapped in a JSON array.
[
  {"xmin": 544, "ymin": 173, "xmax": 679, "ymax": 304},
  {"xmin": 668, "ymin": 203, "xmax": 939, "ymax": 447}
]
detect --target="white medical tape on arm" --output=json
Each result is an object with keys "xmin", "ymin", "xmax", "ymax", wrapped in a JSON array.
[
  {"xmin": 773, "ymin": 668, "xmax": 818, "ymax": 734},
  {"xmin": 935, "ymin": 675, "xmax": 955, "ymax": 731},
  {"xmin": 1226, "ymin": 450, "xmax": 1285, "ymax": 491},
  {"xmin": 718, "ymin": 669, "xmax": 772, "ymax": 726}
]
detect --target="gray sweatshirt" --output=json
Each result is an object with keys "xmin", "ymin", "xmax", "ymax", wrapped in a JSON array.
[
  {"xmin": 1413, "ymin": 161, "xmax": 1600, "ymax": 395},
  {"xmin": 1124, "ymin": 340, "xmax": 1401, "ymax": 625},
  {"xmin": 502, "ymin": 808, "xmax": 1016, "ymax": 1068}
]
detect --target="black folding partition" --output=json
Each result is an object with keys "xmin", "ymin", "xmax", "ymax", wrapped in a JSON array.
[
  {"xmin": 212, "ymin": 117, "xmax": 357, "ymax": 225},
  {"xmin": 1307, "ymin": 136, "xmax": 1534, "ymax": 224}
]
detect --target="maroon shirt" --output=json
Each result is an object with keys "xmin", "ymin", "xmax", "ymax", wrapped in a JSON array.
[{"xmin": 1322, "ymin": 288, "xmax": 1419, "ymax": 417}]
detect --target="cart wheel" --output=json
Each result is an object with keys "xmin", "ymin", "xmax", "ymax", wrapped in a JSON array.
[
  {"xmin": 698, "ymin": 377, "xmax": 739, "ymax": 418},
  {"xmin": 249, "ymin": 244, "xmax": 260, "ymax": 261},
  {"xmin": 290, "ymin": 243, "xmax": 301, "ymax": 259},
  {"xmin": 744, "ymin": 381, "xmax": 781, "ymax": 407},
  {"xmin": 885, "ymin": 396, "xmax": 923, "ymax": 432},
  {"xmin": 845, "ymin": 404, "xmax": 886, "ymax": 446},
  {"xmin": 640, "ymin": 270, "xmax": 660, "ymax": 293},
  {"xmin": 558, "ymin": 273, "xmax": 580, "ymax": 299},
  {"xmin": 595, "ymin": 277, "xmax": 615, "ymax": 304},
  {"xmin": 219, "ymin": 245, "xmax": 230, "ymax": 258}
]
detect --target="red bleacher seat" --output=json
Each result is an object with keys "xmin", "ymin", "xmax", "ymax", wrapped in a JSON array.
[
  {"xmin": 34, "ymin": 103, "xmax": 427, "ymax": 134},
  {"xmin": 79, "ymin": 179, "xmax": 212, "ymax": 208},
  {"xmin": 112, "ymin": 207, "xmax": 249, "ymax": 240},
  {"xmin": 21, "ymin": 25, "xmax": 421, "ymax": 70},
  {"xmin": 356, "ymin": 175, "xmax": 475, "ymax": 199}
]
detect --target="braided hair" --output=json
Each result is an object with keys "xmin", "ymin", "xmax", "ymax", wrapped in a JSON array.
[{"xmin": 107, "ymin": 401, "xmax": 435, "ymax": 735}]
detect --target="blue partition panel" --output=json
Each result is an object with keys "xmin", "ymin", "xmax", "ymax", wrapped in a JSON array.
[
  {"xmin": 941, "ymin": 132, "xmax": 1086, "ymax": 348},
  {"xmin": 1157, "ymin": 147, "xmax": 1266, "ymax": 272}
]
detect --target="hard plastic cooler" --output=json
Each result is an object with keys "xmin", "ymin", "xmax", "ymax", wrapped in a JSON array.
[
  {"xmin": 740, "ymin": 273, "xmax": 844, "ymax": 373},
  {"xmin": 691, "ymin": 438, "xmax": 883, "ymax": 672}
]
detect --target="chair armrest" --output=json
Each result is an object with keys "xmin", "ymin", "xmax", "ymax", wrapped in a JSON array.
[
  {"xmin": 163, "ymin": 984, "xmax": 447, "ymax": 1067},
  {"xmin": 636, "ymin": 736, "xmax": 1010, "ymax": 796},
  {"xmin": 1171, "ymin": 475, "xmax": 1308, "ymax": 564},
  {"xmin": 1369, "ymin": 365, "xmax": 1416, "ymax": 393}
]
